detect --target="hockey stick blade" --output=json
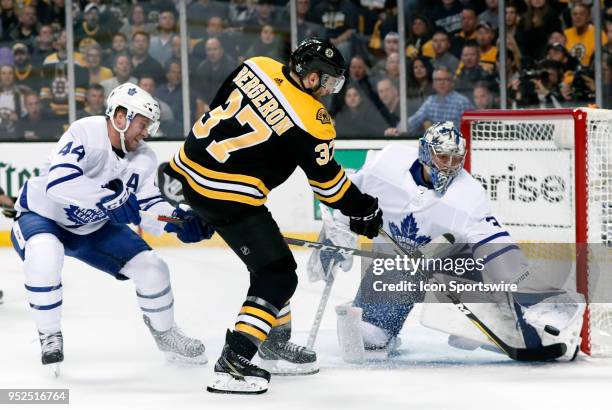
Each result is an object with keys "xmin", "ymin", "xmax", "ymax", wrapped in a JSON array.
[{"xmin": 377, "ymin": 228, "xmax": 567, "ymax": 362}]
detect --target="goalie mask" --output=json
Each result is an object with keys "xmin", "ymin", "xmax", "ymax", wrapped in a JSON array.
[
  {"xmin": 418, "ymin": 122, "xmax": 466, "ymax": 195},
  {"xmin": 106, "ymin": 83, "xmax": 161, "ymax": 153}
]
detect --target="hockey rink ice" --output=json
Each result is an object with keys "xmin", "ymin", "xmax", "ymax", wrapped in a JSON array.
[{"xmin": 2, "ymin": 246, "xmax": 612, "ymax": 410}]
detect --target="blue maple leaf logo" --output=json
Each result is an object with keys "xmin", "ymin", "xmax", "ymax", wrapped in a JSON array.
[
  {"xmin": 388, "ymin": 214, "xmax": 431, "ymax": 252},
  {"xmin": 127, "ymin": 87, "xmax": 137, "ymax": 96}
]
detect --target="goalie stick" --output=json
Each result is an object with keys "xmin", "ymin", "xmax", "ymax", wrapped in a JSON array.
[{"xmin": 377, "ymin": 228, "xmax": 567, "ymax": 362}]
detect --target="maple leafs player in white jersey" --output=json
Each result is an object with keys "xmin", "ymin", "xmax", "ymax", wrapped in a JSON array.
[
  {"xmin": 10, "ymin": 83, "xmax": 213, "ymax": 372},
  {"xmin": 309, "ymin": 122, "xmax": 585, "ymax": 362}
]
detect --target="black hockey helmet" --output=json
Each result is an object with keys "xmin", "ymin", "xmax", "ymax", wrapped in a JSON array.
[{"xmin": 290, "ymin": 38, "xmax": 346, "ymax": 93}]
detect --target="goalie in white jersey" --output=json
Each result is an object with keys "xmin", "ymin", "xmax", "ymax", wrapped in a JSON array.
[
  {"xmin": 10, "ymin": 83, "xmax": 213, "ymax": 371},
  {"xmin": 309, "ymin": 122, "xmax": 585, "ymax": 362}
]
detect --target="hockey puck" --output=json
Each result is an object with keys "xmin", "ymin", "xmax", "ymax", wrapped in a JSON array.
[{"xmin": 544, "ymin": 325, "xmax": 560, "ymax": 336}]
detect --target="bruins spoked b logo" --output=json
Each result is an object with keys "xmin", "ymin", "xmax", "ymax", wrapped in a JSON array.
[{"xmin": 316, "ymin": 108, "xmax": 331, "ymax": 124}]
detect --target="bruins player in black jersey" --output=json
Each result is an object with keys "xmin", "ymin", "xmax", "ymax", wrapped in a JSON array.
[{"xmin": 165, "ymin": 38, "xmax": 383, "ymax": 394}]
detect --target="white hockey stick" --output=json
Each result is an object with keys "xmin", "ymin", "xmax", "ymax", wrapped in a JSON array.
[{"xmin": 306, "ymin": 274, "xmax": 336, "ymax": 349}]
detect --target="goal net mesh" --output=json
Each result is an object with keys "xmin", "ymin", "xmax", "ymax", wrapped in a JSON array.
[{"xmin": 466, "ymin": 108, "xmax": 612, "ymax": 356}]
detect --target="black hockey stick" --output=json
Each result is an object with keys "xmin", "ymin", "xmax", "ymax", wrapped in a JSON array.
[
  {"xmin": 377, "ymin": 228, "xmax": 567, "ymax": 362},
  {"xmin": 283, "ymin": 236, "xmax": 395, "ymax": 259}
]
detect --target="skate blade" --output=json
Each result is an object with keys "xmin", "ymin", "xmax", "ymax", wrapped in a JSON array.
[
  {"xmin": 206, "ymin": 372, "xmax": 268, "ymax": 394},
  {"xmin": 258, "ymin": 359, "xmax": 320, "ymax": 376},
  {"xmin": 164, "ymin": 351, "xmax": 208, "ymax": 365},
  {"xmin": 45, "ymin": 363, "xmax": 60, "ymax": 378}
]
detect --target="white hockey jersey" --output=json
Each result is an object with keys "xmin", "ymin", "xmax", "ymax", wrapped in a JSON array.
[
  {"xmin": 344, "ymin": 144, "xmax": 526, "ymax": 284},
  {"xmin": 15, "ymin": 116, "xmax": 174, "ymax": 235}
]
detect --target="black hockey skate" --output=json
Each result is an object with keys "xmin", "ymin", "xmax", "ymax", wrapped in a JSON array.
[
  {"xmin": 0, "ymin": 289, "xmax": 3, "ymax": 305},
  {"xmin": 258, "ymin": 337, "xmax": 319, "ymax": 376},
  {"xmin": 39, "ymin": 331, "xmax": 63, "ymax": 377},
  {"xmin": 207, "ymin": 330, "xmax": 271, "ymax": 395}
]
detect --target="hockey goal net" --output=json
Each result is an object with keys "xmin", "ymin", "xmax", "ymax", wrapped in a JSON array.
[{"xmin": 461, "ymin": 108, "xmax": 612, "ymax": 356}]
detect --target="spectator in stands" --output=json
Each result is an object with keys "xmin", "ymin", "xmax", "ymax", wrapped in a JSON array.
[
  {"xmin": 407, "ymin": 56, "xmax": 434, "ymax": 114},
  {"xmin": 10, "ymin": 5, "xmax": 39, "ymax": 46},
  {"xmin": 428, "ymin": 0, "xmax": 463, "ymax": 35},
  {"xmin": 313, "ymin": 0, "xmax": 359, "ymax": 59},
  {"xmin": 548, "ymin": 31, "xmax": 566, "ymax": 47},
  {"xmin": 77, "ymin": 84, "xmax": 105, "ymax": 118},
  {"xmin": 473, "ymin": 82, "xmax": 496, "ymax": 109},
  {"xmin": 505, "ymin": 3, "xmax": 525, "ymax": 49},
  {"xmin": 511, "ymin": 59, "xmax": 567, "ymax": 108},
  {"xmin": 86, "ymin": 43, "xmax": 113, "ymax": 86},
  {"xmin": 13, "ymin": 43, "xmax": 43, "ymax": 92},
  {"xmin": 372, "ymin": 31, "xmax": 398, "ymax": 71},
  {"xmin": 377, "ymin": 78, "xmax": 401, "ymax": 127},
  {"xmin": 475, "ymin": 22, "xmax": 498, "ymax": 73},
  {"xmin": 191, "ymin": 15, "xmax": 240, "ymax": 64},
  {"xmin": 194, "ymin": 37, "xmax": 236, "ymax": 105},
  {"xmin": 100, "ymin": 54, "xmax": 137, "ymax": 97},
  {"xmin": 1, "ymin": 0, "xmax": 18, "ymax": 41},
  {"xmin": 0, "ymin": 64, "xmax": 26, "ymax": 138},
  {"xmin": 187, "ymin": 0, "xmax": 229, "ymax": 39},
  {"xmin": 546, "ymin": 42, "xmax": 578, "ymax": 79},
  {"xmin": 121, "ymin": 3, "xmax": 157, "ymax": 40},
  {"xmin": 605, "ymin": 20, "xmax": 612, "ymax": 57},
  {"xmin": 74, "ymin": 3, "xmax": 113, "ymax": 53},
  {"xmin": 105, "ymin": 32, "xmax": 129, "ymax": 67},
  {"xmin": 244, "ymin": 24, "xmax": 287, "ymax": 61},
  {"xmin": 349, "ymin": 55, "xmax": 383, "ymax": 107},
  {"xmin": 244, "ymin": 0, "xmax": 278, "ymax": 33},
  {"xmin": 335, "ymin": 85, "xmax": 387, "ymax": 138},
  {"xmin": 564, "ymin": 3, "xmax": 607, "ymax": 67},
  {"xmin": 519, "ymin": 0, "xmax": 562, "ymax": 61},
  {"xmin": 406, "ymin": 16, "xmax": 433, "ymax": 60},
  {"xmin": 292, "ymin": 0, "xmax": 325, "ymax": 43},
  {"xmin": 150, "ymin": 9, "xmax": 177, "ymax": 66},
  {"xmin": 228, "ymin": 0, "xmax": 255, "ymax": 27},
  {"xmin": 40, "ymin": 29, "xmax": 88, "ymax": 118},
  {"xmin": 452, "ymin": 8, "xmax": 479, "ymax": 56},
  {"xmin": 16, "ymin": 91, "xmax": 63, "ymax": 140},
  {"xmin": 603, "ymin": 54, "xmax": 612, "ymax": 109},
  {"xmin": 37, "ymin": 0, "xmax": 65, "ymax": 29},
  {"xmin": 156, "ymin": 60, "xmax": 194, "ymax": 137},
  {"xmin": 431, "ymin": 28, "xmax": 459, "ymax": 73},
  {"xmin": 479, "ymin": 0, "xmax": 499, "ymax": 29},
  {"xmin": 138, "ymin": 75, "xmax": 177, "ymax": 135},
  {"xmin": 131, "ymin": 31, "xmax": 165, "ymax": 86},
  {"xmin": 386, "ymin": 67, "xmax": 473, "ymax": 136},
  {"xmin": 455, "ymin": 41, "xmax": 493, "ymax": 97},
  {"xmin": 31, "ymin": 24, "xmax": 55, "ymax": 67}
]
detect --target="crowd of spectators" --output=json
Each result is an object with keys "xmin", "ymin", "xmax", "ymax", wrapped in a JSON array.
[{"xmin": 0, "ymin": 0, "xmax": 609, "ymax": 141}]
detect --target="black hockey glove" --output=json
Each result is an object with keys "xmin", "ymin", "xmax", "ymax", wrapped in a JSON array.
[{"xmin": 349, "ymin": 195, "xmax": 383, "ymax": 239}]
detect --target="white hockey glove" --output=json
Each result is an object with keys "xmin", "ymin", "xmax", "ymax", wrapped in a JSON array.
[{"xmin": 307, "ymin": 205, "xmax": 358, "ymax": 282}]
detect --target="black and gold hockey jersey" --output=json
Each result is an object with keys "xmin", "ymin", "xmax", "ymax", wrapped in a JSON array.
[{"xmin": 166, "ymin": 56, "xmax": 371, "ymax": 217}]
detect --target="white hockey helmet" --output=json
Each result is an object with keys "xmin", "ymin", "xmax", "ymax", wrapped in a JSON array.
[
  {"xmin": 105, "ymin": 82, "xmax": 160, "ymax": 152},
  {"xmin": 418, "ymin": 121, "xmax": 466, "ymax": 194}
]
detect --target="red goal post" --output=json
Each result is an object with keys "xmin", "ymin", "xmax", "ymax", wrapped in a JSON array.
[{"xmin": 460, "ymin": 108, "xmax": 612, "ymax": 356}]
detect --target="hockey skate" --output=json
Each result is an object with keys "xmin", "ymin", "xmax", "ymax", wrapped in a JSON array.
[
  {"xmin": 143, "ymin": 315, "xmax": 207, "ymax": 365},
  {"xmin": 39, "ymin": 331, "xmax": 63, "ymax": 377},
  {"xmin": 208, "ymin": 330, "xmax": 270, "ymax": 394},
  {"xmin": 0, "ymin": 289, "xmax": 3, "ymax": 305},
  {"xmin": 258, "ymin": 335, "xmax": 319, "ymax": 376}
]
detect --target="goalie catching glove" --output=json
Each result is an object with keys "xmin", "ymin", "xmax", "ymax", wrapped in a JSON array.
[{"xmin": 307, "ymin": 205, "xmax": 357, "ymax": 282}]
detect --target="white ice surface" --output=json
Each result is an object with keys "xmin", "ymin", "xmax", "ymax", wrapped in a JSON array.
[{"xmin": 1, "ymin": 247, "xmax": 612, "ymax": 410}]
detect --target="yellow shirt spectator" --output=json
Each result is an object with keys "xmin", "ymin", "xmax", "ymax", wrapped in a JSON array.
[{"xmin": 564, "ymin": 24, "xmax": 607, "ymax": 66}]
